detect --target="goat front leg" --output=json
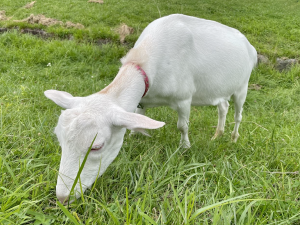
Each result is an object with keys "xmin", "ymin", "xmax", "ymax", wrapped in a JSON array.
[
  {"xmin": 175, "ymin": 100, "xmax": 191, "ymax": 148},
  {"xmin": 212, "ymin": 101, "xmax": 229, "ymax": 140}
]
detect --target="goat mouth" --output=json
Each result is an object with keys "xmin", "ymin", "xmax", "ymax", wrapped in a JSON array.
[{"xmin": 91, "ymin": 143, "xmax": 104, "ymax": 151}]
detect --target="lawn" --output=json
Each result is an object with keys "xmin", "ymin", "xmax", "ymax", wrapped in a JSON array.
[{"xmin": 1, "ymin": 0, "xmax": 300, "ymax": 224}]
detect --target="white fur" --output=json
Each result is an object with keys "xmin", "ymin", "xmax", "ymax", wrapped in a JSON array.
[{"xmin": 45, "ymin": 14, "xmax": 257, "ymax": 203}]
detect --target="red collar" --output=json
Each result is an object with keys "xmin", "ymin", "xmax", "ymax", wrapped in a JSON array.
[{"xmin": 135, "ymin": 65, "xmax": 149, "ymax": 97}]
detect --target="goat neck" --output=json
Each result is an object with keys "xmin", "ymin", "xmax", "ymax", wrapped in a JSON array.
[{"xmin": 100, "ymin": 63, "xmax": 147, "ymax": 113}]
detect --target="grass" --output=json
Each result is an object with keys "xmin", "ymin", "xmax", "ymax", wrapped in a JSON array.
[{"xmin": 1, "ymin": 0, "xmax": 300, "ymax": 224}]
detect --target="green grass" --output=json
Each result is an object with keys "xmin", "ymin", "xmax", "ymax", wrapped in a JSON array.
[{"xmin": 1, "ymin": 0, "xmax": 300, "ymax": 224}]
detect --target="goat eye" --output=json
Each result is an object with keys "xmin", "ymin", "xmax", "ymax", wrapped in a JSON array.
[{"xmin": 91, "ymin": 143, "xmax": 104, "ymax": 151}]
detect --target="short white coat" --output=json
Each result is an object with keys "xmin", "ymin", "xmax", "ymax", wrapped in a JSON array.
[{"xmin": 45, "ymin": 14, "xmax": 257, "ymax": 203}]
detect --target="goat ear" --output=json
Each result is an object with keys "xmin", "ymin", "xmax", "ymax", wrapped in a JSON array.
[
  {"xmin": 112, "ymin": 109, "xmax": 165, "ymax": 134},
  {"xmin": 44, "ymin": 90, "xmax": 82, "ymax": 109}
]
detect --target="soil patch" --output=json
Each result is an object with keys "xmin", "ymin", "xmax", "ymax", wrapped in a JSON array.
[
  {"xmin": 0, "ymin": 28, "xmax": 8, "ymax": 33},
  {"xmin": 257, "ymin": 54, "xmax": 298, "ymax": 72},
  {"xmin": 276, "ymin": 57, "xmax": 298, "ymax": 72},
  {"xmin": 0, "ymin": 27, "xmax": 113, "ymax": 45},
  {"xmin": 20, "ymin": 28, "xmax": 54, "ymax": 38},
  {"xmin": 95, "ymin": 38, "xmax": 113, "ymax": 45},
  {"xmin": 257, "ymin": 54, "xmax": 269, "ymax": 64},
  {"xmin": 115, "ymin": 23, "xmax": 134, "ymax": 43}
]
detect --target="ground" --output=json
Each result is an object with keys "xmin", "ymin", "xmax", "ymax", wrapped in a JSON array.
[{"xmin": 0, "ymin": 0, "xmax": 300, "ymax": 224}]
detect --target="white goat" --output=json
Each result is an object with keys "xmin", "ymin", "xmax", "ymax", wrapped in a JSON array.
[{"xmin": 45, "ymin": 14, "xmax": 257, "ymax": 203}]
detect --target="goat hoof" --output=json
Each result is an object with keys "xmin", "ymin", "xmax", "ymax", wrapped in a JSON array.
[
  {"xmin": 231, "ymin": 132, "xmax": 239, "ymax": 142},
  {"xmin": 211, "ymin": 130, "xmax": 224, "ymax": 140},
  {"xmin": 180, "ymin": 141, "xmax": 191, "ymax": 149}
]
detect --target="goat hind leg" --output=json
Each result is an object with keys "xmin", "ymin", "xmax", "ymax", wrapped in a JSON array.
[
  {"xmin": 176, "ymin": 100, "xmax": 191, "ymax": 148},
  {"xmin": 212, "ymin": 101, "xmax": 229, "ymax": 140},
  {"xmin": 232, "ymin": 86, "xmax": 248, "ymax": 142}
]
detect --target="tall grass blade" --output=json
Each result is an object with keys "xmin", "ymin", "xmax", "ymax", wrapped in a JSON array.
[
  {"xmin": 171, "ymin": 184, "xmax": 185, "ymax": 220},
  {"xmin": 57, "ymin": 201, "xmax": 81, "ymax": 225},
  {"xmin": 85, "ymin": 196, "xmax": 120, "ymax": 225},
  {"xmin": 2, "ymin": 158, "xmax": 15, "ymax": 181},
  {"xmin": 68, "ymin": 133, "xmax": 98, "ymax": 205},
  {"xmin": 238, "ymin": 200, "xmax": 258, "ymax": 224},
  {"xmin": 137, "ymin": 206, "xmax": 157, "ymax": 225},
  {"xmin": 189, "ymin": 194, "xmax": 262, "ymax": 222}
]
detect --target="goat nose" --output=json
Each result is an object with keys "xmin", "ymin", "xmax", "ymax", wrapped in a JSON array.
[{"xmin": 57, "ymin": 194, "xmax": 69, "ymax": 204}]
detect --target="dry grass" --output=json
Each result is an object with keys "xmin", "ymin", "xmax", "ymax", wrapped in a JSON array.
[
  {"xmin": 115, "ymin": 23, "xmax": 134, "ymax": 43},
  {"xmin": 14, "ymin": 14, "xmax": 64, "ymax": 26},
  {"xmin": 248, "ymin": 84, "xmax": 262, "ymax": 90},
  {"xmin": 0, "ymin": 10, "xmax": 11, "ymax": 21},
  {"xmin": 88, "ymin": 0, "xmax": 104, "ymax": 4},
  {"xmin": 13, "ymin": 14, "xmax": 84, "ymax": 28},
  {"xmin": 24, "ymin": 1, "xmax": 36, "ymax": 9},
  {"xmin": 65, "ymin": 21, "xmax": 85, "ymax": 29}
]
